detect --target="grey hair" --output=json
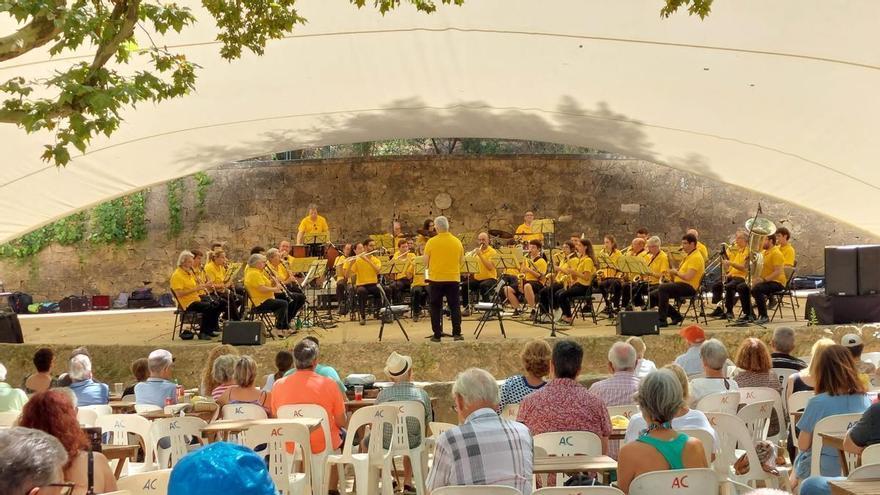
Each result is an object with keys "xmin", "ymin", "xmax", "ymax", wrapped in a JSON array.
[
  {"xmin": 0, "ymin": 362, "xmax": 6, "ymax": 381},
  {"xmin": 211, "ymin": 354, "xmax": 238, "ymax": 384},
  {"xmin": 772, "ymin": 326, "xmax": 797, "ymax": 354},
  {"xmin": 608, "ymin": 342, "xmax": 638, "ymax": 372},
  {"xmin": 69, "ymin": 354, "xmax": 92, "ymax": 382},
  {"xmin": 637, "ymin": 369, "xmax": 684, "ymax": 425},
  {"xmin": 247, "ymin": 253, "xmax": 266, "ymax": 268},
  {"xmin": 52, "ymin": 387, "xmax": 78, "ymax": 408},
  {"xmin": 293, "ymin": 339, "xmax": 319, "ymax": 370},
  {"xmin": 0, "ymin": 427, "xmax": 68, "ymax": 495},
  {"xmin": 148, "ymin": 353, "xmax": 173, "ymax": 375},
  {"xmin": 700, "ymin": 338, "xmax": 729, "ymax": 371},
  {"xmin": 452, "ymin": 368, "xmax": 499, "ymax": 407},
  {"xmin": 632, "ymin": 238, "xmax": 646, "ymax": 247},
  {"xmin": 646, "ymin": 236, "xmax": 661, "ymax": 247},
  {"xmin": 177, "ymin": 250, "xmax": 194, "ymax": 267},
  {"xmin": 434, "ymin": 216, "xmax": 450, "ymax": 232},
  {"xmin": 234, "ymin": 355, "xmax": 258, "ymax": 387},
  {"xmin": 266, "ymin": 248, "xmax": 281, "ymax": 260}
]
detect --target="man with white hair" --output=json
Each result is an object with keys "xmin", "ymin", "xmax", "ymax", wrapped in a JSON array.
[
  {"xmin": 68, "ymin": 354, "xmax": 109, "ymax": 406},
  {"xmin": 423, "ymin": 216, "xmax": 465, "ymax": 341},
  {"xmin": 689, "ymin": 339, "xmax": 738, "ymax": 406},
  {"xmin": 134, "ymin": 349, "xmax": 178, "ymax": 407},
  {"xmin": 589, "ymin": 342, "xmax": 641, "ymax": 407},
  {"xmin": 770, "ymin": 326, "xmax": 806, "ymax": 371},
  {"xmin": 0, "ymin": 363, "xmax": 28, "ymax": 412},
  {"xmin": 0, "ymin": 427, "xmax": 70, "ymax": 495},
  {"xmin": 427, "ymin": 368, "xmax": 533, "ymax": 494}
]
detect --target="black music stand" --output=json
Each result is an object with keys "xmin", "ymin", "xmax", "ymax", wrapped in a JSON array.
[
  {"xmin": 300, "ymin": 260, "xmax": 335, "ymax": 331},
  {"xmin": 618, "ymin": 255, "xmax": 653, "ymax": 311},
  {"xmin": 474, "ymin": 278, "xmax": 509, "ymax": 339},
  {"xmin": 460, "ymin": 255, "xmax": 481, "ymax": 314},
  {"xmin": 377, "ymin": 284, "xmax": 409, "ymax": 341},
  {"xmin": 303, "ymin": 232, "xmax": 329, "ymax": 258}
]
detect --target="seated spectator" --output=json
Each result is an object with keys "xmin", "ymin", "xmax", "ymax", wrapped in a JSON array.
[
  {"xmin": 134, "ymin": 349, "xmax": 178, "ymax": 408},
  {"xmin": 18, "ymin": 390, "xmax": 118, "ymax": 494},
  {"xmin": 499, "ymin": 339, "xmax": 551, "ymax": 410},
  {"xmin": 122, "ymin": 358, "xmax": 149, "ymax": 397},
  {"xmin": 733, "ymin": 337, "xmax": 782, "ymax": 436},
  {"xmin": 625, "ymin": 363, "xmax": 716, "ymax": 454},
  {"xmin": 841, "ymin": 333, "xmax": 876, "ymax": 376},
  {"xmin": 518, "ymin": 339, "xmax": 611, "ymax": 455},
  {"xmin": 618, "ymin": 370, "xmax": 708, "ymax": 493},
  {"xmin": 785, "ymin": 337, "xmax": 836, "ymax": 461},
  {"xmin": 627, "ymin": 336, "xmax": 657, "ymax": 377},
  {"xmin": 168, "ymin": 442, "xmax": 276, "ymax": 495},
  {"xmin": 217, "ymin": 356, "xmax": 270, "ymax": 413},
  {"xmin": 427, "ymin": 368, "xmax": 533, "ymax": 495},
  {"xmin": 200, "ymin": 344, "xmax": 239, "ymax": 397},
  {"xmin": 23, "ymin": 348, "xmax": 59, "ymax": 395},
  {"xmin": 67, "ymin": 355, "xmax": 109, "ymax": 407},
  {"xmin": 793, "ymin": 345, "xmax": 871, "ymax": 488},
  {"xmin": 689, "ymin": 339, "xmax": 738, "ymax": 407},
  {"xmin": 210, "ymin": 355, "xmax": 238, "ymax": 401},
  {"xmin": 590, "ymin": 342, "xmax": 641, "ymax": 406},
  {"xmin": 0, "ymin": 363, "xmax": 28, "ymax": 412},
  {"xmin": 283, "ymin": 336, "xmax": 346, "ymax": 394},
  {"xmin": 262, "ymin": 350, "xmax": 293, "ymax": 392},
  {"xmin": 57, "ymin": 347, "xmax": 91, "ymax": 388},
  {"xmin": 674, "ymin": 325, "xmax": 706, "ymax": 377},
  {"xmin": 770, "ymin": 326, "xmax": 806, "ymax": 371},
  {"xmin": 0, "ymin": 427, "xmax": 70, "ymax": 495},
  {"xmin": 800, "ymin": 401, "xmax": 880, "ymax": 495}
]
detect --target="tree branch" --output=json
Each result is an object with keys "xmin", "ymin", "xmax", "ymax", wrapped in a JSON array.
[
  {"xmin": 0, "ymin": 1, "xmax": 66, "ymax": 63},
  {"xmin": 0, "ymin": 108, "xmax": 27, "ymax": 124},
  {"xmin": 90, "ymin": 0, "xmax": 140, "ymax": 71}
]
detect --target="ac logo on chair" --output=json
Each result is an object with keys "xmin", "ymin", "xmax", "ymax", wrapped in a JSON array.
[
  {"xmin": 235, "ymin": 407, "xmax": 243, "ymax": 414},
  {"xmin": 271, "ymin": 428, "xmax": 284, "ymax": 436},
  {"xmin": 670, "ymin": 475, "xmax": 689, "ymax": 488},
  {"xmin": 292, "ymin": 409, "xmax": 304, "ymax": 417},
  {"xmin": 142, "ymin": 479, "xmax": 160, "ymax": 490},
  {"xmin": 170, "ymin": 421, "xmax": 179, "ymax": 430},
  {"xmin": 375, "ymin": 410, "xmax": 384, "ymax": 418},
  {"xmin": 559, "ymin": 436, "xmax": 574, "ymax": 446}
]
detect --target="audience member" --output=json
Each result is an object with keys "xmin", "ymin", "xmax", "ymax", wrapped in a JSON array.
[
  {"xmin": 770, "ymin": 326, "xmax": 806, "ymax": 371},
  {"xmin": 841, "ymin": 333, "xmax": 876, "ymax": 375},
  {"xmin": 217, "ymin": 356, "xmax": 270, "ymax": 413},
  {"xmin": 0, "ymin": 427, "xmax": 69, "ymax": 495},
  {"xmin": 427, "ymin": 368, "xmax": 533, "ymax": 495},
  {"xmin": 134, "ymin": 349, "xmax": 178, "ymax": 408},
  {"xmin": 23, "ymin": 348, "xmax": 59, "ymax": 395},
  {"xmin": 199, "ymin": 344, "xmax": 239, "ymax": 397},
  {"xmin": 617, "ymin": 369, "xmax": 708, "ymax": 493},
  {"xmin": 262, "ymin": 350, "xmax": 293, "ymax": 392},
  {"xmin": 793, "ymin": 345, "xmax": 870, "ymax": 487},
  {"xmin": 0, "ymin": 362, "xmax": 28, "ymax": 412},
  {"xmin": 18, "ymin": 391, "xmax": 118, "ymax": 494},
  {"xmin": 123, "ymin": 358, "xmax": 149, "ymax": 397},
  {"xmin": 67, "ymin": 355, "xmax": 108, "ymax": 407},
  {"xmin": 590, "ymin": 342, "xmax": 641, "ymax": 406},
  {"xmin": 210, "ymin": 355, "xmax": 238, "ymax": 401},
  {"xmin": 674, "ymin": 325, "xmax": 706, "ymax": 376},
  {"xmin": 785, "ymin": 337, "xmax": 836, "ymax": 461},
  {"xmin": 733, "ymin": 337, "xmax": 782, "ymax": 436},
  {"xmin": 499, "ymin": 339, "xmax": 551, "ymax": 410},
  {"xmin": 283, "ymin": 336, "xmax": 347, "ymax": 394},
  {"xmin": 518, "ymin": 339, "xmax": 611, "ymax": 455},
  {"xmin": 168, "ymin": 442, "xmax": 276, "ymax": 495},
  {"xmin": 57, "ymin": 347, "xmax": 91, "ymax": 387},
  {"xmin": 689, "ymin": 339, "xmax": 738, "ymax": 407},
  {"xmin": 627, "ymin": 336, "xmax": 657, "ymax": 377}
]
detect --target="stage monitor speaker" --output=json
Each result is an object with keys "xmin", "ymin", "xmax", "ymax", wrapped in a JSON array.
[
  {"xmin": 0, "ymin": 312, "xmax": 24, "ymax": 343},
  {"xmin": 616, "ymin": 310, "xmax": 660, "ymax": 336},
  {"xmin": 825, "ymin": 246, "xmax": 859, "ymax": 296},
  {"xmin": 222, "ymin": 321, "xmax": 264, "ymax": 346},
  {"xmin": 858, "ymin": 245, "xmax": 880, "ymax": 295}
]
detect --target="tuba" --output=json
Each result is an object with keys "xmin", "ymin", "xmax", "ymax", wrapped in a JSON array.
[{"xmin": 744, "ymin": 216, "xmax": 777, "ymax": 282}]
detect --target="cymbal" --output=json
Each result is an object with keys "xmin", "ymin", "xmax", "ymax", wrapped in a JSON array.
[{"xmin": 488, "ymin": 229, "xmax": 514, "ymax": 239}]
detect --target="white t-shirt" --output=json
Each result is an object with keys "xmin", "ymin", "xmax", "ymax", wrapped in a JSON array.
[
  {"xmin": 635, "ymin": 358, "xmax": 657, "ymax": 378},
  {"xmin": 689, "ymin": 377, "xmax": 739, "ymax": 407},
  {"xmin": 624, "ymin": 408, "xmax": 717, "ymax": 452}
]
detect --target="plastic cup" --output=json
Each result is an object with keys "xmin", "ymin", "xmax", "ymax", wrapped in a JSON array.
[{"xmin": 354, "ymin": 385, "xmax": 364, "ymax": 401}]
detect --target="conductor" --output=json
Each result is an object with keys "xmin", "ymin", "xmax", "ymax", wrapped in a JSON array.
[{"xmin": 424, "ymin": 216, "xmax": 464, "ymax": 342}]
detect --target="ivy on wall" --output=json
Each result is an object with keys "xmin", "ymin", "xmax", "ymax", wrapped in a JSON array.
[
  {"xmin": 194, "ymin": 172, "xmax": 213, "ymax": 219},
  {"xmin": 89, "ymin": 192, "xmax": 148, "ymax": 244},
  {"xmin": 166, "ymin": 178, "xmax": 185, "ymax": 238}
]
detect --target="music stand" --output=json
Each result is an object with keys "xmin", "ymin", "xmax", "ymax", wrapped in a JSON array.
[
  {"xmin": 532, "ymin": 218, "xmax": 555, "ymax": 235},
  {"xmin": 298, "ymin": 260, "xmax": 333, "ymax": 331},
  {"xmin": 457, "ymin": 232, "xmax": 477, "ymax": 247},
  {"xmin": 369, "ymin": 234, "xmax": 395, "ymax": 252},
  {"xmin": 303, "ymin": 232, "xmax": 329, "ymax": 258},
  {"xmin": 617, "ymin": 255, "xmax": 653, "ymax": 310},
  {"xmin": 460, "ymin": 256, "xmax": 482, "ymax": 314}
]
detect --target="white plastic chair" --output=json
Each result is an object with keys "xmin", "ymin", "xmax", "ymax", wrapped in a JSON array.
[
  {"xmin": 116, "ymin": 468, "xmax": 171, "ymax": 495},
  {"xmin": 134, "ymin": 404, "xmax": 162, "ymax": 414},
  {"xmin": 0, "ymin": 411, "xmax": 20, "ymax": 426},
  {"xmin": 737, "ymin": 387, "xmax": 785, "ymax": 443},
  {"xmin": 695, "ymin": 391, "xmax": 741, "ymax": 415},
  {"xmin": 241, "ymin": 421, "xmax": 312, "ymax": 495},
  {"xmin": 121, "ymin": 394, "xmax": 137, "ymax": 402},
  {"xmin": 103, "ymin": 491, "xmax": 132, "ymax": 495},
  {"xmin": 533, "ymin": 431, "xmax": 602, "ymax": 486},
  {"xmin": 96, "ymin": 414, "xmax": 155, "ymax": 474},
  {"xmin": 771, "ymin": 368, "xmax": 797, "ymax": 392},
  {"xmin": 501, "ymin": 403, "xmax": 520, "ymax": 421},
  {"xmin": 81, "ymin": 404, "xmax": 114, "ymax": 417},
  {"xmin": 706, "ymin": 412, "xmax": 788, "ymax": 490},
  {"xmin": 426, "ymin": 421, "xmax": 456, "ymax": 457},
  {"xmin": 324, "ymin": 404, "xmax": 398, "ymax": 495},
  {"xmin": 220, "ymin": 403, "xmax": 269, "ymax": 420},
  {"xmin": 680, "ymin": 428, "xmax": 715, "ymax": 463},
  {"xmin": 786, "ymin": 390, "xmax": 815, "ymax": 457},
  {"xmin": 736, "ymin": 400, "xmax": 774, "ymax": 443},
  {"xmin": 809, "ymin": 413, "xmax": 863, "ymax": 478},
  {"xmin": 861, "ymin": 352, "xmax": 880, "ymax": 368},
  {"xmin": 533, "ymin": 488, "xmax": 623, "ymax": 495},
  {"xmin": 150, "ymin": 416, "xmax": 207, "ymax": 468},
  {"xmin": 432, "ymin": 486, "xmax": 522, "ymax": 495},
  {"xmin": 627, "ymin": 468, "xmax": 719, "ymax": 495},
  {"xmin": 77, "ymin": 408, "xmax": 98, "ymax": 427},
  {"xmin": 276, "ymin": 403, "xmax": 345, "ymax": 495},
  {"xmin": 390, "ymin": 401, "xmax": 428, "ymax": 495},
  {"xmin": 848, "ymin": 462, "xmax": 880, "ymax": 480},
  {"xmin": 861, "ymin": 443, "xmax": 880, "ymax": 466},
  {"xmin": 607, "ymin": 404, "xmax": 640, "ymax": 419}
]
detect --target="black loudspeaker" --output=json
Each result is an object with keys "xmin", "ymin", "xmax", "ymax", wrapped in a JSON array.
[
  {"xmin": 221, "ymin": 321, "xmax": 264, "ymax": 346},
  {"xmin": 616, "ymin": 310, "xmax": 660, "ymax": 336},
  {"xmin": 0, "ymin": 312, "xmax": 24, "ymax": 343},
  {"xmin": 858, "ymin": 245, "xmax": 880, "ymax": 295},
  {"xmin": 825, "ymin": 246, "xmax": 859, "ymax": 296}
]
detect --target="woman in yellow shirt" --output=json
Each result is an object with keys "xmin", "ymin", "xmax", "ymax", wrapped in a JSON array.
[
  {"xmin": 598, "ymin": 235, "xmax": 623, "ymax": 314},
  {"xmin": 351, "ymin": 240, "xmax": 383, "ymax": 326},
  {"xmin": 504, "ymin": 239, "xmax": 548, "ymax": 317},
  {"xmin": 556, "ymin": 238, "xmax": 596, "ymax": 325},
  {"xmin": 334, "ymin": 244, "xmax": 353, "ymax": 315},
  {"xmin": 537, "ymin": 240, "xmax": 576, "ymax": 319},
  {"xmin": 170, "ymin": 251, "xmax": 223, "ymax": 340},
  {"xmin": 389, "ymin": 238, "xmax": 416, "ymax": 304}
]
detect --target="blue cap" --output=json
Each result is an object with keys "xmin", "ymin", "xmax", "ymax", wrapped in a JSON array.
[{"xmin": 168, "ymin": 442, "xmax": 276, "ymax": 495}]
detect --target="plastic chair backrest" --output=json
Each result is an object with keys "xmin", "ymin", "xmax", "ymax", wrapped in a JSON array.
[
  {"xmin": 77, "ymin": 408, "xmax": 98, "ymax": 427},
  {"xmin": 533, "ymin": 487, "xmax": 624, "ymax": 495},
  {"xmin": 134, "ymin": 404, "xmax": 161, "ymax": 414},
  {"xmin": 771, "ymin": 368, "xmax": 797, "ymax": 390},
  {"xmin": 340, "ymin": 405, "xmax": 398, "ymax": 461},
  {"xmin": 150, "ymin": 416, "xmax": 207, "ymax": 468},
  {"xmin": 607, "ymin": 404, "xmax": 640, "ymax": 420},
  {"xmin": 429, "ymin": 421, "xmax": 456, "ymax": 437},
  {"xmin": 115, "ymin": 468, "xmax": 171, "ymax": 494},
  {"xmin": 96, "ymin": 414, "xmax": 154, "ymax": 467},
  {"xmin": 533, "ymin": 431, "xmax": 602, "ymax": 457},
  {"xmin": 680, "ymin": 428, "xmax": 715, "ymax": 463},
  {"xmin": 695, "ymin": 391, "xmax": 740, "ymax": 415},
  {"xmin": 276, "ymin": 404, "xmax": 332, "ymax": 454},
  {"xmin": 121, "ymin": 394, "xmax": 136, "ymax": 403},
  {"xmin": 432, "ymin": 486, "xmax": 522, "ymax": 495},
  {"xmin": 221, "ymin": 403, "xmax": 269, "ymax": 420},
  {"xmin": 501, "ymin": 403, "xmax": 520, "ymax": 421},
  {"xmin": 103, "ymin": 491, "xmax": 132, "ymax": 495},
  {"xmin": 861, "ymin": 352, "xmax": 880, "ymax": 368},
  {"xmin": 705, "ymin": 412, "xmax": 769, "ymax": 483},
  {"xmin": 241, "ymin": 421, "xmax": 312, "ymax": 495},
  {"xmin": 627, "ymin": 468, "xmax": 719, "ymax": 495},
  {"xmin": 848, "ymin": 463, "xmax": 880, "ymax": 481},
  {"xmin": 861, "ymin": 444, "xmax": 880, "ymax": 466},
  {"xmin": 810, "ymin": 413, "xmax": 863, "ymax": 478},
  {"xmin": 391, "ymin": 400, "xmax": 426, "ymax": 454},
  {"xmin": 737, "ymin": 387, "xmax": 785, "ymax": 442},
  {"xmin": 736, "ymin": 400, "xmax": 774, "ymax": 443},
  {"xmin": 81, "ymin": 404, "xmax": 113, "ymax": 417},
  {"xmin": 0, "ymin": 411, "xmax": 20, "ymax": 426}
]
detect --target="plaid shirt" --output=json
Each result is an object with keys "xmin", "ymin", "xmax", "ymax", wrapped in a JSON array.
[
  {"xmin": 589, "ymin": 371, "xmax": 640, "ymax": 407},
  {"xmin": 376, "ymin": 381, "xmax": 433, "ymax": 448},
  {"xmin": 426, "ymin": 408, "xmax": 533, "ymax": 495}
]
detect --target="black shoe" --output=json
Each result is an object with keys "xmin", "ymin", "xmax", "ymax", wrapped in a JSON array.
[
  {"xmin": 670, "ymin": 315, "xmax": 684, "ymax": 326},
  {"xmin": 461, "ymin": 309, "xmax": 471, "ymax": 317},
  {"xmin": 207, "ymin": 330, "xmax": 221, "ymax": 337},
  {"xmin": 453, "ymin": 334, "xmax": 464, "ymax": 341},
  {"xmin": 430, "ymin": 336, "xmax": 442, "ymax": 343},
  {"xmin": 756, "ymin": 316, "xmax": 770, "ymax": 324},
  {"xmin": 710, "ymin": 307, "xmax": 725, "ymax": 318},
  {"xmin": 197, "ymin": 332, "xmax": 213, "ymax": 340},
  {"xmin": 413, "ymin": 313, "xmax": 421, "ymax": 322},
  {"xmin": 736, "ymin": 315, "xmax": 752, "ymax": 323},
  {"xmin": 657, "ymin": 320, "xmax": 670, "ymax": 328},
  {"xmin": 359, "ymin": 318, "xmax": 366, "ymax": 326},
  {"xmin": 725, "ymin": 312, "xmax": 735, "ymax": 320}
]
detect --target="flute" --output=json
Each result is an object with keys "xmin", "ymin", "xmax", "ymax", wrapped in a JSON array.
[{"xmin": 344, "ymin": 249, "xmax": 380, "ymax": 262}]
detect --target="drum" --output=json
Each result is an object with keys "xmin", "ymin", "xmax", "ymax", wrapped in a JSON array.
[
  {"xmin": 292, "ymin": 244, "xmax": 308, "ymax": 258},
  {"xmin": 325, "ymin": 245, "xmax": 339, "ymax": 268}
]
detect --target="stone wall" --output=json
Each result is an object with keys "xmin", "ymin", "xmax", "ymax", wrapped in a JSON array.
[{"xmin": 0, "ymin": 155, "xmax": 873, "ymax": 300}]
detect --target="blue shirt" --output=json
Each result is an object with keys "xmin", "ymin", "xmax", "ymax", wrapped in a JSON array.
[
  {"xmin": 284, "ymin": 364, "xmax": 346, "ymax": 394},
  {"xmin": 69, "ymin": 379, "xmax": 109, "ymax": 407},
  {"xmin": 795, "ymin": 392, "xmax": 871, "ymax": 479},
  {"xmin": 134, "ymin": 377, "xmax": 178, "ymax": 408},
  {"xmin": 674, "ymin": 345, "xmax": 703, "ymax": 376}
]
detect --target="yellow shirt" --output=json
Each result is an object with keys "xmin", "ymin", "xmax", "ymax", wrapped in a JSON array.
[
  {"xmin": 598, "ymin": 249, "xmax": 622, "ymax": 278},
  {"xmin": 352, "ymin": 255, "xmax": 381, "ymax": 286},
  {"xmin": 244, "ymin": 267, "xmax": 274, "ymax": 307},
  {"xmin": 696, "ymin": 241, "xmax": 709, "ymax": 262},
  {"xmin": 395, "ymin": 252, "xmax": 416, "ymax": 281},
  {"xmin": 410, "ymin": 262, "xmax": 427, "ymax": 287},
  {"xmin": 170, "ymin": 268, "xmax": 200, "ymax": 310},
  {"xmin": 473, "ymin": 246, "xmax": 499, "ymax": 281},
  {"xmin": 297, "ymin": 215, "xmax": 329, "ymax": 237},
  {"xmin": 779, "ymin": 243, "xmax": 796, "ymax": 266},
  {"xmin": 761, "ymin": 246, "xmax": 786, "ymax": 285},
  {"xmin": 727, "ymin": 246, "xmax": 750, "ymax": 279},
  {"xmin": 675, "ymin": 250, "xmax": 705, "ymax": 290},
  {"xmin": 522, "ymin": 256, "xmax": 548, "ymax": 283},
  {"xmin": 268, "ymin": 261, "xmax": 289, "ymax": 282},
  {"xmin": 334, "ymin": 256, "xmax": 349, "ymax": 282},
  {"xmin": 204, "ymin": 261, "xmax": 227, "ymax": 285},
  {"xmin": 424, "ymin": 232, "xmax": 464, "ymax": 282},
  {"xmin": 515, "ymin": 223, "xmax": 544, "ymax": 243},
  {"xmin": 555, "ymin": 256, "xmax": 576, "ymax": 285},
  {"xmin": 642, "ymin": 250, "xmax": 670, "ymax": 284},
  {"xmin": 572, "ymin": 256, "xmax": 595, "ymax": 287}
]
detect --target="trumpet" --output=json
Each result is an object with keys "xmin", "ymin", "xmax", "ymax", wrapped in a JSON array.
[
  {"xmin": 344, "ymin": 249, "xmax": 380, "ymax": 263},
  {"xmin": 465, "ymin": 246, "xmax": 481, "ymax": 257}
]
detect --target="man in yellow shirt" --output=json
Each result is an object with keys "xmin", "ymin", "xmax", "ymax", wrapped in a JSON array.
[
  {"xmin": 170, "ymin": 250, "xmax": 222, "ymax": 340},
  {"xmin": 556, "ymin": 238, "xmax": 596, "ymax": 325},
  {"xmin": 504, "ymin": 239, "xmax": 547, "ymax": 318},
  {"xmin": 620, "ymin": 237, "xmax": 647, "ymax": 310},
  {"xmin": 424, "ymin": 216, "xmax": 464, "ymax": 341},
  {"xmin": 334, "ymin": 244, "xmax": 353, "ymax": 315},
  {"xmin": 515, "ymin": 211, "xmax": 544, "ymax": 243},
  {"xmin": 295, "ymin": 203, "xmax": 329, "ymax": 252},
  {"xmin": 735, "ymin": 235, "xmax": 786, "ymax": 324},
  {"xmin": 243, "ymin": 253, "xmax": 295, "ymax": 332},
  {"xmin": 351, "ymin": 239, "xmax": 383, "ymax": 326},
  {"xmin": 635, "ymin": 236, "xmax": 670, "ymax": 310},
  {"xmin": 687, "ymin": 228, "xmax": 709, "ymax": 261},
  {"xmin": 266, "ymin": 248, "xmax": 307, "ymax": 320},
  {"xmin": 775, "ymin": 227, "xmax": 796, "ymax": 267},
  {"xmin": 461, "ymin": 232, "xmax": 499, "ymax": 314},
  {"xmin": 649, "ymin": 233, "xmax": 705, "ymax": 327},
  {"xmin": 204, "ymin": 248, "xmax": 243, "ymax": 321},
  {"xmin": 389, "ymin": 238, "xmax": 416, "ymax": 304},
  {"xmin": 709, "ymin": 230, "xmax": 749, "ymax": 320}
]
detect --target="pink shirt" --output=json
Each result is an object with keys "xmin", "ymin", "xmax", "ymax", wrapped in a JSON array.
[
  {"xmin": 270, "ymin": 370, "xmax": 345, "ymax": 453},
  {"xmin": 517, "ymin": 378, "xmax": 612, "ymax": 438}
]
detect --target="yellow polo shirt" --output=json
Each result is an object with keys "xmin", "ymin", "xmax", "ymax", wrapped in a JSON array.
[
  {"xmin": 515, "ymin": 223, "xmax": 544, "ymax": 243},
  {"xmin": 395, "ymin": 252, "xmax": 416, "ymax": 281},
  {"xmin": 170, "ymin": 268, "xmax": 200, "ymax": 309},
  {"xmin": 779, "ymin": 243, "xmax": 796, "ymax": 266},
  {"xmin": 204, "ymin": 261, "xmax": 227, "ymax": 285},
  {"xmin": 761, "ymin": 246, "xmax": 787, "ymax": 285},
  {"xmin": 696, "ymin": 241, "xmax": 709, "ymax": 261},
  {"xmin": 573, "ymin": 256, "xmax": 595, "ymax": 287},
  {"xmin": 268, "ymin": 261, "xmax": 289, "ymax": 282},
  {"xmin": 297, "ymin": 215, "xmax": 329, "ymax": 236},
  {"xmin": 675, "ymin": 250, "xmax": 705, "ymax": 290},
  {"xmin": 727, "ymin": 246, "xmax": 749, "ymax": 279},
  {"xmin": 473, "ymin": 246, "xmax": 499, "ymax": 281},
  {"xmin": 642, "ymin": 250, "xmax": 670, "ymax": 284},
  {"xmin": 352, "ymin": 255, "xmax": 381, "ymax": 286},
  {"xmin": 522, "ymin": 256, "xmax": 547, "ymax": 283},
  {"xmin": 424, "ymin": 232, "xmax": 463, "ymax": 282},
  {"xmin": 598, "ymin": 249, "xmax": 622, "ymax": 278},
  {"xmin": 334, "ymin": 256, "xmax": 349, "ymax": 282},
  {"xmin": 244, "ymin": 267, "xmax": 274, "ymax": 307}
]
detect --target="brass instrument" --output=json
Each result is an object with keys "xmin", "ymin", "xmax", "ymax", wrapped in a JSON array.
[
  {"xmin": 745, "ymin": 216, "xmax": 777, "ymax": 283},
  {"xmin": 465, "ymin": 246, "xmax": 481, "ymax": 257},
  {"xmin": 264, "ymin": 265, "xmax": 295, "ymax": 299}
]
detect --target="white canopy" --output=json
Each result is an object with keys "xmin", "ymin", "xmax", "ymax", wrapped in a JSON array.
[{"xmin": 1, "ymin": 0, "xmax": 878, "ymax": 243}]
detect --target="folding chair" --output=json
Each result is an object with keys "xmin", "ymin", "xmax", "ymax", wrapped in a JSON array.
[
  {"xmin": 570, "ymin": 292, "xmax": 599, "ymax": 325},
  {"xmin": 770, "ymin": 266, "xmax": 798, "ymax": 322},
  {"xmin": 675, "ymin": 273, "xmax": 708, "ymax": 326},
  {"xmin": 243, "ymin": 292, "xmax": 278, "ymax": 341},
  {"xmin": 170, "ymin": 289, "xmax": 202, "ymax": 340}
]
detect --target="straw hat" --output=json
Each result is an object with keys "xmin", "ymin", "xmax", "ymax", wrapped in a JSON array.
[{"xmin": 384, "ymin": 351, "xmax": 413, "ymax": 378}]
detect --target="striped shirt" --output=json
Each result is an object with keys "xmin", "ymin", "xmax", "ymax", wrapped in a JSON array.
[{"xmin": 426, "ymin": 408, "xmax": 533, "ymax": 495}]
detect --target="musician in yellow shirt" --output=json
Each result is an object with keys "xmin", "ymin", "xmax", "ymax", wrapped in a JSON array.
[
  {"xmin": 620, "ymin": 237, "xmax": 648, "ymax": 310},
  {"xmin": 243, "ymin": 253, "xmax": 296, "ymax": 332},
  {"xmin": 351, "ymin": 239, "xmax": 383, "ymax": 326},
  {"xmin": 462, "ymin": 232, "xmax": 499, "ymax": 315},
  {"xmin": 704, "ymin": 230, "xmax": 748, "ymax": 319},
  {"xmin": 649, "ymin": 233, "xmax": 705, "ymax": 327},
  {"xmin": 598, "ymin": 235, "xmax": 623, "ymax": 314},
  {"xmin": 295, "ymin": 203, "xmax": 329, "ymax": 252},
  {"xmin": 424, "ymin": 216, "xmax": 464, "ymax": 341},
  {"xmin": 556, "ymin": 238, "xmax": 596, "ymax": 325},
  {"xmin": 389, "ymin": 238, "xmax": 416, "ymax": 304},
  {"xmin": 266, "ymin": 248, "xmax": 307, "ymax": 319},
  {"xmin": 515, "ymin": 211, "xmax": 544, "ymax": 243},
  {"xmin": 735, "ymin": 235, "xmax": 786, "ymax": 324},
  {"xmin": 504, "ymin": 239, "xmax": 547, "ymax": 317},
  {"xmin": 170, "ymin": 251, "xmax": 222, "ymax": 340},
  {"xmin": 633, "ymin": 236, "xmax": 670, "ymax": 310},
  {"xmin": 204, "ymin": 248, "xmax": 243, "ymax": 321},
  {"xmin": 775, "ymin": 227, "xmax": 796, "ymax": 267},
  {"xmin": 406, "ymin": 244, "xmax": 429, "ymax": 321},
  {"xmin": 334, "ymin": 244, "xmax": 353, "ymax": 315},
  {"xmin": 538, "ymin": 240, "xmax": 575, "ymax": 317}
]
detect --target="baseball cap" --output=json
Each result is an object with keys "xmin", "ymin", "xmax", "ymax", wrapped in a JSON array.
[
  {"xmin": 841, "ymin": 334, "xmax": 863, "ymax": 348},
  {"xmin": 679, "ymin": 324, "xmax": 706, "ymax": 344}
]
